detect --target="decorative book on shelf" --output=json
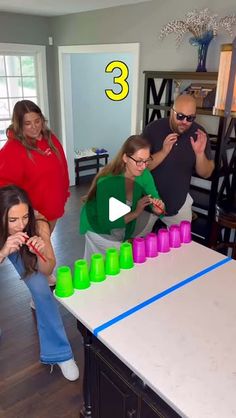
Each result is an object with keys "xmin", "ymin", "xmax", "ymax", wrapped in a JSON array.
[{"xmin": 184, "ymin": 83, "xmax": 217, "ymax": 108}]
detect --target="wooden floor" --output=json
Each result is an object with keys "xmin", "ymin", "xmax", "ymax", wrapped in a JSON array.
[{"xmin": 0, "ymin": 185, "xmax": 88, "ymax": 418}]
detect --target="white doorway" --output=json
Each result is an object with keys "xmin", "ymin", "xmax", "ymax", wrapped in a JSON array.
[{"xmin": 58, "ymin": 43, "xmax": 140, "ymax": 185}]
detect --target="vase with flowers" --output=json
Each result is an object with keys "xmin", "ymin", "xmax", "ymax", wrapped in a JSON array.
[
  {"xmin": 189, "ymin": 30, "xmax": 214, "ymax": 72},
  {"xmin": 159, "ymin": 8, "xmax": 236, "ymax": 72}
]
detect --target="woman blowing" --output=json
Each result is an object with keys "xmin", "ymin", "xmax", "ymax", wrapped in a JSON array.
[
  {"xmin": 0, "ymin": 185, "xmax": 79, "ymax": 381},
  {"xmin": 0, "ymin": 100, "xmax": 69, "ymax": 232},
  {"xmin": 80, "ymin": 135, "xmax": 165, "ymax": 259}
]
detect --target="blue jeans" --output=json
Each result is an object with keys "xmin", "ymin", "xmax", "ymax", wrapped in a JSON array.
[{"xmin": 8, "ymin": 252, "xmax": 73, "ymax": 364}]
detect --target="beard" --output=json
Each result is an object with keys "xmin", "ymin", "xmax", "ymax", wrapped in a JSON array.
[{"xmin": 170, "ymin": 116, "xmax": 192, "ymax": 135}]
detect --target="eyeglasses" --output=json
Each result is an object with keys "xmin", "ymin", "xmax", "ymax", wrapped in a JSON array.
[
  {"xmin": 128, "ymin": 155, "xmax": 153, "ymax": 167},
  {"xmin": 172, "ymin": 108, "xmax": 196, "ymax": 123}
]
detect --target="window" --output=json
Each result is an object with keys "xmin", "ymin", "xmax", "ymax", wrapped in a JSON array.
[{"xmin": 0, "ymin": 44, "xmax": 49, "ymax": 149}]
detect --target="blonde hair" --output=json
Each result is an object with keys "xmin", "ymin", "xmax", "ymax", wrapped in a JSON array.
[{"xmin": 86, "ymin": 135, "xmax": 150, "ymax": 201}]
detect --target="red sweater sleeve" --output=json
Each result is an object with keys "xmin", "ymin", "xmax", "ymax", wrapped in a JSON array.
[{"xmin": 0, "ymin": 139, "xmax": 26, "ymax": 187}]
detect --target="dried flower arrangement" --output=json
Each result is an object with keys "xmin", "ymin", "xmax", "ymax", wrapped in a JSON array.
[{"xmin": 159, "ymin": 8, "xmax": 236, "ymax": 46}]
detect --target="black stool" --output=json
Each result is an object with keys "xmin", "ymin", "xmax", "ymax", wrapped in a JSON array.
[{"xmin": 210, "ymin": 196, "xmax": 236, "ymax": 259}]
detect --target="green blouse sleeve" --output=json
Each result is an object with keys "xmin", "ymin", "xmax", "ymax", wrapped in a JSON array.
[
  {"xmin": 141, "ymin": 169, "xmax": 161, "ymax": 199},
  {"xmin": 139, "ymin": 169, "xmax": 164, "ymax": 218}
]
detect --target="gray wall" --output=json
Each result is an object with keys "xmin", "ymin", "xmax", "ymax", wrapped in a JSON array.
[{"xmin": 0, "ymin": 12, "xmax": 49, "ymax": 44}]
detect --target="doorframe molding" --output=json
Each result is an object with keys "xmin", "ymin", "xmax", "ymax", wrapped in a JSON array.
[{"xmin": 58, "ymin": 43, "xmax": 140, "ymax": 185}]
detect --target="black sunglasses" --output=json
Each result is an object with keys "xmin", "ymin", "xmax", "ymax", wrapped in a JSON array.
[{"xmin": 172, "ymin": 108, "xmax": 196, "ymax": 123}]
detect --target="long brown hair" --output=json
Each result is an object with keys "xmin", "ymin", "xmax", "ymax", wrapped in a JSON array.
[
  {"xmin": 86, "ymin": 135, "xmax": 150, "ymax": 201},
  {"xmin": 0, "ymin": 185, "xmax": 38, "ymax": 277},
  {"xmin": 6, "ymin": 100, "xmax": 58, "ymax": 155}
]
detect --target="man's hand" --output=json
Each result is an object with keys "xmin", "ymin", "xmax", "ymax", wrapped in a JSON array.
[
  {"xmin": 190, "ymin": 129, "xmax": 207, "ymax": 155},
  {"xmin": 191, "ymin": 129, "xmax": 215, "ymax": 178},
  {"xmin": 162, "ymin": 133, "xmax": 179, "ymax": 155},
  {"xmin": 148, "ymin": 133, "xmax": 179, "ymax": 171}
]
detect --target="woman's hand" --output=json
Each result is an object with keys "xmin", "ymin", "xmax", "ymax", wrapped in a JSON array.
[
  {"xmin": 26, "ymin": 235, "xmax": 46, "ymax": 256},
  {"xmin": 0, "ymin": 232, "xmax": 28, "ymax": 258},
  {"xmin": 134, "ymin": 195, "xmax": 152, "ymax": 217},
  {"xmin": 149, "ymin": 197, "xmax": 165, "ymax": 215}
]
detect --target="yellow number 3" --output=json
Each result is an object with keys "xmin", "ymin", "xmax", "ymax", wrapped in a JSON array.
[{"xmin": 105, "ymin": 61, "xmax": 129, "ymax": 101}]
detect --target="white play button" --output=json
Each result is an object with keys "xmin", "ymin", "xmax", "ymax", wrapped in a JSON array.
[{"xmin": 109, "ymin": 197, "xmax": 131, "ymax": 222}]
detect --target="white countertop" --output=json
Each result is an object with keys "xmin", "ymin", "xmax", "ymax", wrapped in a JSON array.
[{"xmin": 56, "ymin": 241, "xmax": 236, "ymax": 418}]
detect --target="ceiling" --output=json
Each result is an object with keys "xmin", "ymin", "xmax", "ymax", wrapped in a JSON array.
[{"xmin": 0, "ymin": 0, "xmax": 151, "ymax": 17}]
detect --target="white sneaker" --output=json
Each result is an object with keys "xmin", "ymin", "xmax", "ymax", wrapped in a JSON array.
[
  {"xmin": 48, "ymin": 274, "xmax": 56, "ymax": 286},
  {"xmin": 57, "ymin": 359, "xmax": 79, "ymax": 381},
  {"xmin": 30, "ymin": 298, "xmax": 36, "ymax": 310}
]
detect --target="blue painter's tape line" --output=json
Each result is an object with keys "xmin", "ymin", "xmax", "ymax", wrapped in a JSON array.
[{"xmin": 93, "ymin": 257, "xmax": 232, "ymax": 337}]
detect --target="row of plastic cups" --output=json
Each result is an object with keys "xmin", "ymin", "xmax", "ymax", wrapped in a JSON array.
[
  {"xmin": 55, "ymin": 242, "xmax": 135, "ymax": 298},
  {"xmin": 55, "ymin": 261, "xmax": 90, "ymax": 298},
  {"xmin": 88, "ymin": 242, "xmax": 135, "ymax": 280},
  {"xmin": 132, "ymin": 221, "xmax": 191, "ymax": 263},
  {"xmin": 55, "ymin": 222, "xmax": 191, "ymax": 297},
  {"xmin": 160, "ymin": 220, "xmax": 192, "ymax": 251}
]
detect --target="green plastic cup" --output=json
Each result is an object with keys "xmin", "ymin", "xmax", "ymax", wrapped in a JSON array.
[
  {"xmin": 90, "ymin": 253, "xmax": 106, "ymax": 282},
  {"xmin": 73, "ymin": 259, "xmax": 90, "ymax": 289},
  {"xmin": 105, "ymin": 248, "xmax": 120, "ymax": 276},
  {"xmin": 55, "ymin": 266, "xmax": 74, "ymax": 297},
  {"xmin": 119, "ymin": 242, "xmax": 134, "ymax": 269}
]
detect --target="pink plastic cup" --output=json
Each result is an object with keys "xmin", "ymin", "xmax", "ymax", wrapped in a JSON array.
[
  {"xmin": 180, "ymin": 220, "xmax": 192, "ymax": 243},
  {"xmin": 169, "ymin": 225, "xmax": 181, "ymax": 248},
  {"xmin": 145, "ymin": 233, "xmax": 158, "ymax": 258},
  {"xmin": 157, "ymin": 228, "xmax": 170, "ymax": 253},
  {"xmin": 132, "ymin": 237, "xmax": 146, "ymax": 263}
]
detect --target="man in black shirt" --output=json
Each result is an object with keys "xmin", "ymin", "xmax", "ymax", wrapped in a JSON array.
[{"xmin": 143, "ymin": 94, "xmax": 214, "ymax": 227}]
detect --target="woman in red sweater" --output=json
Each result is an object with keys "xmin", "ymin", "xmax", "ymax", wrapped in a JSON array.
[{"xmin": 0, "ymin": 100, "xmax": 70, "ymax": 232}]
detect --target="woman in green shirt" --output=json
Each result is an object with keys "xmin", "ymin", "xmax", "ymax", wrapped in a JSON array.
[{"xmin": 80, "ymin": 135, "xmax": 164, "ymax": 259}]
